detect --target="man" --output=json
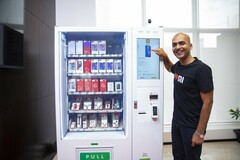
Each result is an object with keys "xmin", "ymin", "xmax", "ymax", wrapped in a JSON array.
[{"xmin": 152, "ymin": 33, "xmax": 214, "ymax": 160}]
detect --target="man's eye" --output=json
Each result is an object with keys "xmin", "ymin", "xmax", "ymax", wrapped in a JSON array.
[{"xmin": 179, "ymin": 41, "xmax": 186, "ymax": 45}]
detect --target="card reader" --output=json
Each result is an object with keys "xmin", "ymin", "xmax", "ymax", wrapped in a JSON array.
[{"xmin": 152, "ymin": 105, "xmax": 158, "ymax": 118}]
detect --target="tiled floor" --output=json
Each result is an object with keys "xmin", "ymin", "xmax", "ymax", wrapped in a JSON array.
[
  {"xmin": 163, "ymin": 141, "xmax": 240, "ymax": 160},
  {"xmin": 53, "ymin": 141, "xmax": 240, "ymax": 160}
]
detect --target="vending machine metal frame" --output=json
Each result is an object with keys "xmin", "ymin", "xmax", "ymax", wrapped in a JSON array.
[{"xmin": 54, "ymin": 27, "xmax": 133, "ymax": 160}]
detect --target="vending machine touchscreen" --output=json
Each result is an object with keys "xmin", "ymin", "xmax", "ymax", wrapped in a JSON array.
[{"xmin": 137, "ymin": 38, "xmax": 160, "ymax": 80}]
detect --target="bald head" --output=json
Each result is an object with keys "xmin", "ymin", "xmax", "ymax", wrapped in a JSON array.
[{"xmin": 173, "ymin": 33, "xmax": 191, "ymax": 44}]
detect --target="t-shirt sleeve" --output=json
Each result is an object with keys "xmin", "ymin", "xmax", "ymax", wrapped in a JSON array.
[
  {"xmin": 196, "ymin": 65, "xmax": 214, "ymax": 92},
  {"xmin": 170, "ymin": 63, "xmax": 176, "ymax": 73}
]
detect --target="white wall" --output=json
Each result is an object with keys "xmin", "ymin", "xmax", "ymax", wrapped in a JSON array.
[
  {"xmin": 56, "ymin": 0, "xmax": 96, "ymax": 26},
  {"xmin": 55, "ymin": 0, "xmax": 240, "ymax": 142}
]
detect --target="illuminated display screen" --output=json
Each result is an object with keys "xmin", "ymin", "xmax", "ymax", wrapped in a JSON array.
[{"xmin": 137, "ymin": 38, "xmax": 160, "ymax": 80}]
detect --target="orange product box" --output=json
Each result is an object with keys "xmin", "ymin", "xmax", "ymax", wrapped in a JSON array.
[
  {"xmin": 92, "ymin": 79, "xmax": 99, "ymax": 92},
  {"xmin": 99, "ymin": 79, "xmax": 107, "ymax": 92},
  {"xmin": 76, "ymin": 79, "xmax": 84, "ymax": 92},
  {"xmin": 83, "ymin": 59, "xmax": 91, "ymax": 73},
  {"xmin": 84, "ymin": 79, "xmax": 92, "ymax": 92}
]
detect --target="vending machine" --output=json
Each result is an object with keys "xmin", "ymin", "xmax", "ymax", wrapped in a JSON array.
[
  {"xmin": 54, "ymin": 27, "xmax": 163, "ymax": 160},
  {"xmin": 131, "ymin": 27, "xmax": 164, "ymax": 160}
]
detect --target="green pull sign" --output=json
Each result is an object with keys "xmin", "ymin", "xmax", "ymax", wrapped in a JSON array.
[{"xmin": 80, "ymin": 152, "xmax": 110, "ymax": 160}]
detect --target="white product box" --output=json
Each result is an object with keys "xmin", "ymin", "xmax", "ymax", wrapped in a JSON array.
[
  {"xmin": 115, "ymin": 82, "xmax": 122, "ymax": 92},
  {"xmin": 114, "ymin": 59, "xmax": 122, "ymax": 73},
  {"xmin": 104, "ymin": 100, "xmax": 111, "ymax": 110},
  {"xmin": 70, "ymin": 120, "xmax": 76, "ymax": 129},
  {"xmin": 98, "ymin": 40, "xmax": 106, "ymax": 55},
  {"xmin": 101, "ymin": 113, "xmax": 108, "ymax": 128},
  {"xmin": 71, "ymin": 102, "xmax": 80, "ymax": 111},
  {"xmin": 68, "ymin": 59, "xmax": 76, "ymax": 73},
  {"xmin": 68, "ymin": 41, "xmax": 76, "ymax": 54},
  {"xmin": 89, "ymin": 114, "xmax": 97, "ymax": 128},
  {"xmin": 112, "ymin": 113, "xmax": 120, "ymax": 128},
  {"xmin": 68, "ymin": 79, "xmax": 76, "ymax": 92},
  {"xmin": 94, "ymin": 97, "xmax": 103, "ymax": 110},
  {"xmin": 76, "ymin": 40, "xmax": 83, "ymax": 55},
  {"xmin": 91, "ymin": 41, "xmax": 99, "ymax": 55},
  {"xmin": 107, "ymin": 82, "xmax": 114, "ymax": 92},
  {"xmin": 83, "ymin": 99, "xmax": 92, "ymax": 110},
  {"xmin": 76, "ymin": 59, "xmax": 83, "ymax": 73}
]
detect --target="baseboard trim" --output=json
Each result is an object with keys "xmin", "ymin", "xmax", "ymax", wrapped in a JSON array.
[
  {"xmin": 163, "ymin": 139, "xmax": 238, "ymax": 145},
  {"xmin": 163, "ymin": 122, "xmax": 239, "ymax": 143}
]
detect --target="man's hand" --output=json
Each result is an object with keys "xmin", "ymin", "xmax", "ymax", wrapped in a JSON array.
[
  {"xmin": 152, "ymin": 48, "xmax": 173, "ymax": 72},
  {"xmin": 191, "ymin": 132, "xmax": 204, "ymax": 147},
  {"xmin": 151, "ymin": 48, "xmax": 168, "ymax": 58}
]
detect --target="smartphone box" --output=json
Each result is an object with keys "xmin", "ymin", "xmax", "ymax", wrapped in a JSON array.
[
  {"xmin": 107, "ymin": 82, "xmax": 114, "ymax": 92},
  {"xmin": 112, "ymin": 113, "xmax": 120, "ymax": 128},
  {"xmin": 94, "ymin": 97, "xmax": 103, "ymax": 110},
  {"xmin": 84, "ymin": 79, "xmax": 92, "ymax": 92},
  {"xmin": 71, "ymin": 102, "xmax": 80, "ymax": 111},
  {"xmin": 91, "ymin": 41, "xmax": 99, "ymax": 55},
  {"xmin": 115, "ymin": 82, "xmax": 122, "ymax": 92},
  {"xmin": 114, "ymin": 59, "xmax": 122, "ymax": 73},
  {"xmin": 70, "ymin": 120, "xmax": 76, "ymax": 129},
  {"xmin": 99, "ymin": 40, "xmax": 106, "ymax": 55},
  {"xmin": 82, "ymin": 114, "xmax": 88, "ymax": 129},
  {"xmin": 89, "ymin": 114, "xmax": 97, "ymax": 128},
  {"xmin": 106, "ymin": 59, "xmax": 114, "ymax": 73},
  {"xmin": 76, "ymin": 59, "xmax": 83, "ymax": 73},
  {"xmin": 99, "ymin": 59, "xmax": 106, "ymax": 73},
  {"xmin": 101, "ymin": 113, "xmax": 108, "ymax": 128},
  {"xmin": 83, "ymin": 98, "xmax": 92, "ymax": 110},
  {"xmin": 91, "ymin": 79, "xmax": 99, "ymax": 92},
  {"xmin": 68, "ymin": 79, "xmax": 76, "ymax": 92},
  {"xmin": 83, "ymin": 40, "xmax": 91, "ymax": 55},
  {"xmin": 68, "ymin": 59, "xmax": 76, "ymax": 73},
  {"xmin": 83, "ymin": 59, "xmax": 91, "ymax": 73},
  {"xmin": 113, "ymin": 99, "xmax": 121, "ymax": 109},
  {"xmin": 76, "ymin": 79, "xmax": 84, "ymax": 92},
  {"xmin": 104, "ymin": 100, "xmax": 111, "ymax": 110},
  {"xmin": 91, "ymin": 59, "xmax": 99, "ymax": 74},
  {"xmin": 100, "ymin": 79, "xmax": 107, "ymax": 92},
  {"xmin": 77, "ymin": 114, "xmax": 82, "ymax": 128},
  {"xmin": 76, "ymin": 40, "xmax": 83, "ymax": 55},
  {"xmin": 68, "ymin": 41, "xmax": 76, "ymax": 54}
]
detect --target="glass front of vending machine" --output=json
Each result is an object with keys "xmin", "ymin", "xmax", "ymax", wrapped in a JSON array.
[{"xmin": 54, "ymin": 27, "xmax": 132, "ymax": 160}]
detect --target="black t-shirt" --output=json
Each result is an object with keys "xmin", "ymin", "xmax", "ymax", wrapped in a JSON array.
[{"xmin": 171, "ymin": 57, "xmax": 214, "ymax": 128}]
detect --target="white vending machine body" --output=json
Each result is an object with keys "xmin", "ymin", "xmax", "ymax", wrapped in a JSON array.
[
  {"xmin": 54, "ymin": 27, "xmax": 132, "ymax": 160},
  {"xmin": 132, "ymin": 27, "xmax": 164, "ymax": 160}
]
